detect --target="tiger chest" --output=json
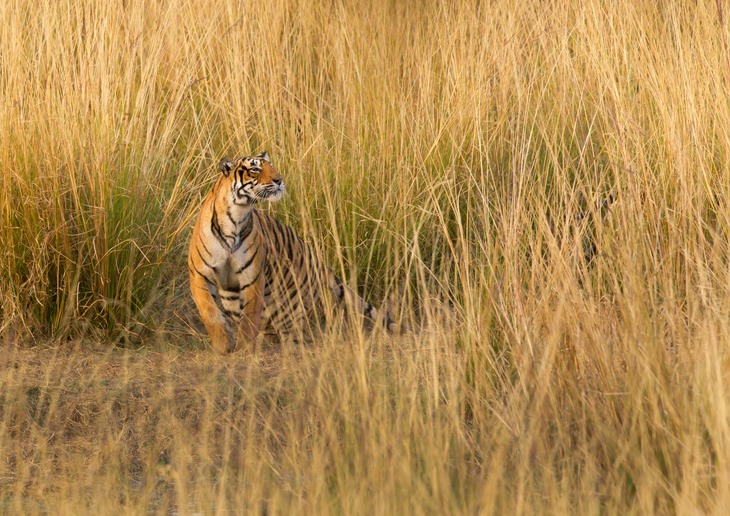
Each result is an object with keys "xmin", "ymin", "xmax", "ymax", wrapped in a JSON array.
[{"xmin": 213, "ymin": 248, "xmax": 261, "ymax": 293}]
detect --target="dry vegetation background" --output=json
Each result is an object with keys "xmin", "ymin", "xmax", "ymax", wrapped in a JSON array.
[{"xmin": 2, "ymin": 0, "xmax": 730, "ymax": 513}]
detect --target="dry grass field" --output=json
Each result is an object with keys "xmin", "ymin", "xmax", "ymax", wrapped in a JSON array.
[{"xmin": 2, "ymin": 0, "xmax": 730, "ymax": 513}]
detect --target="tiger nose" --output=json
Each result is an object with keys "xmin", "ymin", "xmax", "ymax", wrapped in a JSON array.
[{"xmin": 272, "ymin": 177, "xmax": 283, "ymax": 186}]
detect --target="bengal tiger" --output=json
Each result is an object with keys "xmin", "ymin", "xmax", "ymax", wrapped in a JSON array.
[{"xmin": 187, "ymin": 151, "xmax": 397, "ymax": 353}]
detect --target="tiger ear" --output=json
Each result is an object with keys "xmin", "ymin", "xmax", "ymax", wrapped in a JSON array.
[
  {"xmin": 219, "ymin": 157, "xmax": 235, "ymax": 177},
  {"xmin": 257, "ymin": 150, "xmax": 270, "ymax": 162}
]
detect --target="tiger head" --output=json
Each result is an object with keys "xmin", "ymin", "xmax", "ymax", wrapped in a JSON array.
[{"xmin": 218, "ymin": 151, "xmax": 285, "ymax": 205}]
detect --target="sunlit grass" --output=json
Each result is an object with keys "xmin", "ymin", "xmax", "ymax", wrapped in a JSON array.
[{"xmin": 2, "ymin": 0, "xmax": 730, "ymax": 513}]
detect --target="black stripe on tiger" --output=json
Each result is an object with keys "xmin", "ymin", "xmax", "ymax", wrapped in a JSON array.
[
  {"xmin": 226, "ymin": 207, "xmax": 237, "ymax": 226},
  {"xmin": 283, "ymin": 226, "xmax": 295, "ymax": 260},
  {"xmin": 195, "ymin": 244, "xmax": 216, "ymax": 270},
  {"xmin": 188, "ymin": 262, "xmax": 216, "ymax": 286},
  {"xmin": 241, "ymin": 232, "xmax": 258, "ymax": 255},
  {"xmin": 364, "ymin": 303, "xmax": 377, "ymax": 319},
  {"xmin": 198, "ymin": 239, "xmax": 213, "ymax": 258},
  {"xmin": 211, "ymin": 209, "xmax": 227, "ymax": 246},
  {"xmin": 238, "ymin": 212, "xmax": 254, "ymax": 241},
  {"xmin": 333, "ymin": 275, "xmax": 345, "ymax": 301},
  {"xmin": 236, "ymin": 246, "xmax": 259, "ymax": 274},
  {"xmin": 239, "ymin": 269, "xmax": 262, "ymax": 290}
]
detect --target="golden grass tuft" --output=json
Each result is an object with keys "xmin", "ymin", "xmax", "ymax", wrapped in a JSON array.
[{"xmin": 2, "ymin": 0, "xmax": 730, "ymax": 512}]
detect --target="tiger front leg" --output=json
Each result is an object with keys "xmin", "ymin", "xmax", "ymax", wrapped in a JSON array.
[
  {"xmin": 189, "ymin": 270, "xmax": 236, "ymax": 354},
  {"xmin": 234, "ymin": 271, "xmax": 265, "ymax": 353}
]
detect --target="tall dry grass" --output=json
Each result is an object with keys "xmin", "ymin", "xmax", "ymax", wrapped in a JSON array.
[{"xmin": 2, "ymin": 0, "xmax": 730, "ymax": 512}]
